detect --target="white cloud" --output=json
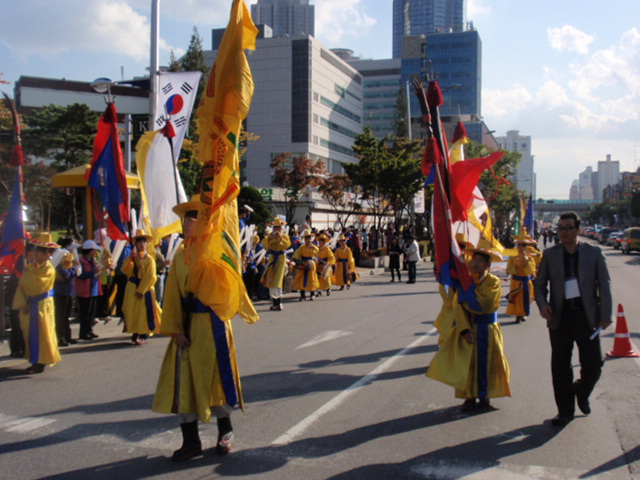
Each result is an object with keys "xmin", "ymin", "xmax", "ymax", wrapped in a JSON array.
[
  {"xmin": 314, "ymin": 0, "xmax": 377, "ymax": 44},
  {"xmin": 483, "ymin": 85, "xmax": 533, "ymax": 116},
  {"xmin": 547, "ymin": 25, "xmax": 594, "ymax": 55}
]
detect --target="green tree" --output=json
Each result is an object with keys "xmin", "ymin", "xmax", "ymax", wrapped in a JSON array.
[
  {"xmin": 238, "ymin": 186, "xmax": 271, "ymax": 231},
  {"xmin": 392, "ymin": 87, "xmax": 409, "ymax": 138},
  {"xmin": 270, "ymin": 152, "xmax": 326, "ymax": 224},
  {"xmin": 317, "ymin": 173, "xmax": 362, "ymax": 228},
  {"xmin": 23, "ymin": 103, "xmax": 100, "ymax": 236}
]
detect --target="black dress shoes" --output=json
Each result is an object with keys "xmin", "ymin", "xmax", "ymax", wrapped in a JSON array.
[
  {"xmin": 573, "ymin": 381, "xmax": 591, "ymax": 415},
  {"xmin": 551, "ymin": 414, "xmax": 574, "ymax": 426}
]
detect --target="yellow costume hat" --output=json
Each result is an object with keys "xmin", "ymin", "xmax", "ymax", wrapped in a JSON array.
[
  {"xmin": 172, "ymin": 194, "xmax": 201, "ymax": 218},
  {"xmin": 301, "ymin": 230, "xmax": 313, "ymax": 238},
  {"xmin": 468, "ymin": 237, "xmax": 503, "ymax": 262},
  {"xmin": 316, "ymin": 234, "xmax": 328, "ymax": 242},
  {"xmin": 271, "ymin": 218, "xmax": 286, "ymax": 227},
  {"xmin": 337, "ymin": 234, "xmax": 346, "ymax": 241},
  {"xmin": 132, "ymin": 229, "xmax": 153, "ymax": 242},
  {"xmin": 29, "ymin": 232, "xmax": 60, "ymax": 249},
  {"xmin": 455, "ymin": 232, "xmax": 474, "ymax": 250},
  {"xmin": 514, "ymin": 231, "xmax": 537, "ymax": 245}
]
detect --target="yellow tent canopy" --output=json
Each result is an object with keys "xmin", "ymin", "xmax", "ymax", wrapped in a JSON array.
[{"xmin": 51, "ymin": 164, "xmax": 140, "ymax": 189}]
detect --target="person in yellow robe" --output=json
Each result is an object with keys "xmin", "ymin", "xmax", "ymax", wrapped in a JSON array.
[
  {"xmin": 427, "ymin": 239, "xmax": 511, "ymax": 410},
  {"xmin": 292, "ymin": 231, "xmax": 320, "ymax": 301},
  {"xmin": 122, "ymin": 230, "xmax": 161, "ymax": 345},
  {"xmin": 152, "ymin": 196, "xmax": 252, "ymax": 460},
  {"xmin": 261, "ymin": 218, "xmax": 291, "ymax": 311},
  {"xmin": 505, "ymin": 234, "xmax": 537, "ymax": 323},
  {"xmin": 13, "ymin": 234, "xmax": 61, "ymax": 374},
  {"xmin": 434, "ymin": 234, "xmax": 474, "ymax": 345},
  {"xmin": 315, "ymin": 233, "xmax": 336, "ymax": 296},
  {"xmin": 334, "ymin": 235, "xmax": 356, "ymax": 290}
]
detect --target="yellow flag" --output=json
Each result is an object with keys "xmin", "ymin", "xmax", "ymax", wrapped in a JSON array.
[{"xmin": 187, "ymin": 0, "xmax": 259, "ymax": 323}]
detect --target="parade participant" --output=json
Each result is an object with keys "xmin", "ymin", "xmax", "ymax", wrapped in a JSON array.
[
  {"xmin": 433, "ymin": 235, "xmax": 472, "ymax": 346},
  {"xmin": 387, "ymin": 236, "xmax": 402, "ymax": 282},
  {"xmin": 122, "ymin": 229, "xmax": 161, "ymax": 345},
  {"xmin": 292, "ymin": 230, "xmax": 320, "ymax": 301},
  {"xmin": 152, "ymin": 196, "xmax": 246, "ymax": 459},
  {"xmin": 75, "ymin": 240, "xmax": 104, "ymax": 340},
  {"xmin": 505, "ymin": 233, "xmax": 537, "ymax": 323},
  {"xmin": 534, "ymin": 211, "xmax": 612, "ymax": 427},
  {"xmin": 12, "ymin": 233, "xmax": 61, "ymax": 374},
  {"xmin": 94, "ymin": 229, "xmax": 115, "ymax": 322},
  {"xmin": 315, "ymin": 233, "xmax": 336, "ymax": 296},
  {"xmin": 334, "ymin": 235, "xmax": 356, "ymax": 291},
  {"xmin": 427, "ymin": 239, "xmax": 511, "ymax": 411},
  {"xmin": 6, "ymin": 243, "xmax": 35, "ymax": 357},
  {"xmin": 53, "ymin": 237, "xmax": 79, "ymax": 346},
  {"xmin": 261, "ymin": 218, "xmax": 291, "ymax": 311}
]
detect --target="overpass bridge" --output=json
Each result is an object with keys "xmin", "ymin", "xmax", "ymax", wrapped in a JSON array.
[{"xmin": 533, "ymin": 199, "xmax": 595, "ymax": 221}]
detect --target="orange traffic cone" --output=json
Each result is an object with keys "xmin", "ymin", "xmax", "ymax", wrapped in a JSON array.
[{"xmin": 606, "ymin": 304, "xmax": 640, "ymax": 358}]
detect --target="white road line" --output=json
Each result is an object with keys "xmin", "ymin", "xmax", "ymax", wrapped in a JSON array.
[
  {"xmin": 0, "ymin": 413, "xmax": 57, "ymax": 433},
  {"xmin": 272, "ymin": 327, "xmax": 438, "ymax": 445},
  {"xmin": 296, "ymin": 330, "xmax": 354, "ymax": 350}
]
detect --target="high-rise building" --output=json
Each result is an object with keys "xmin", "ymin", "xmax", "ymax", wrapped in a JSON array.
[
  {"xmin": 205, "ymin": 34, "xmax": 363, "ymax": 187},
  {"xmin": 393, "ymin": 0, "xmax": 466, "ymax": 58},
  {"xmin": 251, "ymin": 0, "xmax": 314, "ymax": 38},
  {"xmin": 596, "ymin": 154, "xmax": 620, "ymax": 201},
  {"xmin": 578, "ymin": 166, "xmax": 595, "ymax": 201},
  {"xmin": 496, "ymin": 130, "xmax": 536, "ymax": 198}
]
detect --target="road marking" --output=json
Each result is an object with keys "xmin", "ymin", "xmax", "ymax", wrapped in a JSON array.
[
  {"xmin": 0, "ymin": 413, "xmax": 57, "ymax": 433},
  {"xmin": 296, "ymin": 330, "xmax": 353, "ymax": 349},
  {"xmin": 411, "ymin": 459, "xmax": 584, "ymax": 480},
  {"xmin": 272, "ymin": 327, "xmax": 438, "ymax": 445}
]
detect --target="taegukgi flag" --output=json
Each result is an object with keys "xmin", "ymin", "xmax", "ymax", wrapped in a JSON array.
[{"xmin": 152, "ymin": 71, "xmax": 202, "ymax": 160}]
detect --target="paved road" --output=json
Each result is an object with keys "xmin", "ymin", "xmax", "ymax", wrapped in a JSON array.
[{"xmin": 1, "ymin": 243, "xmax": 640, "ymax": 479}]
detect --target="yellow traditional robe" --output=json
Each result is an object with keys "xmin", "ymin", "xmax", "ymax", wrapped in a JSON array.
[
  {"xmin": 152, "ymin": 248, "xmax": 248, "ymax": 422},
  {"xmin": 13, "ymin": 260, "xmax": 61, "ymax": 366},
  {"xmin": 334, "ymin": 246, "xmax": 355, "ymax": 286},
  {"xmin": 292, "ymin": 244, "xmax": 320, "ymax": 292},
  {"xmin": 427, "ymin": 273, "xmax": 511, "ymax": 400},
  {"xmin": 316, "ymin": 245, "xmax": 336, "ymax": 291},
  {"xmin": 260, "ymin": 233, "xmax": 291, "ymax": 288},
  {"xmin": 505, "ymin": 253, "xmax": 536, "ymax": 317},
  {"xmin": 434, "ymin": 284, "xmax": 456, "ymax": 346},
  {"xmin": 122, "ymin": 253, "xmax": 161, "ymax": 334}
]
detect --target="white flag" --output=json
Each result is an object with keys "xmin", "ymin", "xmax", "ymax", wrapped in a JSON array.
[
  {"xmin": 152, "ymin": 71, "xmax": 202, "ymax": 161},
  {"xmin": 136, "ymin": 130, "xmax": 188, "ymax": 242}
]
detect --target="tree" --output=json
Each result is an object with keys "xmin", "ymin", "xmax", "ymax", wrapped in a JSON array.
[
  {"xmin": 317, "ymin": 174, "xmax": 362, "ymax": 228},
  {"xmin": 23, "ymin": 103, "xmax": 100, "ymax": 236},
  {"xmin": 346, "ymin": 126, "xmax": 424, "ymax": 231},
  {"xmin": 392, "ymin": 87, "xmax": 409, "ymax": 138},
  {"xmin": 270, "ymin": 153, "xmax": 325, "ymax": 224},
  {"xmin": 238, "ymin": 186, "xmax": 271, "ymax": 230}
]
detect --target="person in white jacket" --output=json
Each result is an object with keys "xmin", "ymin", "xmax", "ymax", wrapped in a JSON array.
[{"xmin": 403, "ymin": 235, "xmax": 420, "ymax": 283}]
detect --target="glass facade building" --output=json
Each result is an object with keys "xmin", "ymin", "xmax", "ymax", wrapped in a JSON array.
[
  {"xmin": 251, "ymin": 0, "xmax": 314, "ymax": 38},
  {"xmin": 393, "ymin": 0, "xmax": 466, "ymax": 58}
]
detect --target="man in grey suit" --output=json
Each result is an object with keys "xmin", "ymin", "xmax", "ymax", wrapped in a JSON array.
[{"xmin": 534, "ymin": 211, "xmax": 612, "ymax": 427}]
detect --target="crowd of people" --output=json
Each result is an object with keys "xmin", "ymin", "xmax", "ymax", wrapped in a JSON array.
[{"xmin": 2, "ymin": 207, "xmax": 614, "ymax": 458}]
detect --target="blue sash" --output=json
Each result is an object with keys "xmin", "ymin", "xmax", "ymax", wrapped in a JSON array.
[
  {"xmin": 474, "ymin": 312, "xmax": 497, "ymax": 398},
  {"xmin": 506, "ymin": 275, "xmax": 532, "ymax": 316},
  {"xmin": 128, "ymin": 277, "xmax": 156, "ymax": 331},
  {"xmin": 301, "ymin": 256, "xmax": 313, "ymax": 287},
  {"xmin": 28, "ymin": 289, "xmax": 54, "ymax": 364},
  {"xmin": 185, "ymin": 298, "xmax": 238, "ymax": 408},
  {"xmin": 338, "ymin": 258, "xmax": 348, "ymax": 283}
]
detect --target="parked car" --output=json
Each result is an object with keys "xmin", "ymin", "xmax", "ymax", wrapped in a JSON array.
[
  {"xmin": 596, "ymin": 227, "xmax": 617, "ymax": 244},
  {"xmin": 621, "ymin": 227, "xmax": 640, "ymax": 254},
  {"xmin": 606, "ymin": 232, "xmax": 622, "ymax": 248}
]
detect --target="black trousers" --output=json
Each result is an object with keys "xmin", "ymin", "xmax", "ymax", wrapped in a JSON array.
[
  {"xmin": 77, "ymin": 296, "xmax": 98, "ymax": 338},
  {"xmin": 549, "ymin": 308, "xmax": 603, "ymax": 416},
  {"xmin": 54, "ymin": 295, "xmax": 74, "ymax": 343},
  {"xmin": 407, "ymin": 261, "xmax": 417, "ymax": 282}
]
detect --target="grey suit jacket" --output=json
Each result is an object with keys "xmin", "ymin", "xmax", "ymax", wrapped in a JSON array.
[{"xmin": 534, "ymin": 242, "xmax": 612, "ymax": 330}]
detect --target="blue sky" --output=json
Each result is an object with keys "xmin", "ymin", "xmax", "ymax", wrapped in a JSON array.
[{"xmin": 1, "ymin": 0, "xmax": 639, "ymax": 198}]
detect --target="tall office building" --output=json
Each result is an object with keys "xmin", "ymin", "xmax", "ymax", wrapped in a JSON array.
[
  {"xmin": 393, "ymin": 0, "xmax": 466, "ymax": 58},
  {"xmin": 251, "ymin": 0, "xmax": 314, "ymax": 38},
  {"xmin": 496, "ymin": 130, "xmax": 536, "ymax": 198},
  {"xmin": 596, "ymin": 154, "xmax": 620, "ymax": 201}
]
